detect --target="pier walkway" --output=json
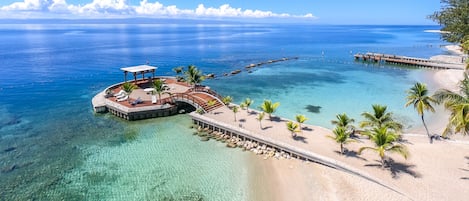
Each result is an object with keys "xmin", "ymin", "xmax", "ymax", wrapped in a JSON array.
[
  {"xmin": 190, "ymin": 106, "xmax": 407, "ymax": 196},
  {"xmin": 354, "ymin": 52, "xmax": 465, "ymax": 69}
]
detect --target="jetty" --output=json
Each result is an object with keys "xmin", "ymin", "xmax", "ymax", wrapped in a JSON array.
[
  {"xmin": 92, "ymin": 65, "xmax": 225, "ymax": 120},
  {"xmin": 354, "ymin": 52, "xmax": 465, "ymax": 69}
]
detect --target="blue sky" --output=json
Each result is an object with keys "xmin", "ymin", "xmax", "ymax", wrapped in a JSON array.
[{"xmin": 0, "ymin": 0, "xmax": 441, "ymax": 24}]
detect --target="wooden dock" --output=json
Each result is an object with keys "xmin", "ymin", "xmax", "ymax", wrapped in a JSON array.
[{"xmin": 354, "ymin": 53, "xmax": 465, "ymax": 70}]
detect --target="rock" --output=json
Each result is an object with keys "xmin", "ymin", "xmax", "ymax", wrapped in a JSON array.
[
  {"xmin": 4, "ymin": 147, "xmax": 16, "ymax": 153},
  {"xmin": 227, "ymin": 143, "xmax": 237, "ymax": 148},
  {"xmin": 2, "ymin": 164, "xmax": 18, "ymax": 173},
  {"xmin": 230, "ymin": 69, "xmax": 242, "ymax": 75},
  {"xmin": 200, "ymin": 136, "xmax": 209, "ymax": 141}
]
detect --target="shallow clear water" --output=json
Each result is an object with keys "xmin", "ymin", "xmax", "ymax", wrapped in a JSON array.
[{"xmin": 0, "ymin": 22, "xmax": 448, "ymax": 200}]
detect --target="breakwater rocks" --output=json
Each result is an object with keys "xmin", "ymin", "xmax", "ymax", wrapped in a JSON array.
[
  {"xmin": 193, "ymin": 126, "xmax": 293, "ymax": 160},
  {"xmin": 205, "ymin": 57, "xmax": 299, "ymax": 79}
]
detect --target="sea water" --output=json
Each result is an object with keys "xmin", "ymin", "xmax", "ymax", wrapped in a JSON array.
[{"xmin": 0, "ymin": 22, "xmax": 448, "ymax": 200}]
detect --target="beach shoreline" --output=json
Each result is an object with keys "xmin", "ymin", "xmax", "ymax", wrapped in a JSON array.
[{"xmin": 243, "ymin": 47, "xmax": 469, "ymax": 201}]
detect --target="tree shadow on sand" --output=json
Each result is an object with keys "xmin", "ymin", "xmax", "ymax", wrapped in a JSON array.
[
  {"xmin": 301, "ymin": 126, "xmax": 313, "ymax": 131},
  {"xmin": 365, "ymin": 158, "xmax": 421, "ymax": 179},
  {"xmin": 333, "ymin": 150, "xmax": 367, "ymax": 161},
  {"xmin": 269, "ymin": 116, "xmax": 285, "ymax": 122},
  {"xmin": 292, "ymin": 135, "xmax": 307, "ymax": 143}
]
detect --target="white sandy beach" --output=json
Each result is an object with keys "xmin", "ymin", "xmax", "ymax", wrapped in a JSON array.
[{"xmin": 207, "ymin": 60, "xmax": 469, "ymax": 200}]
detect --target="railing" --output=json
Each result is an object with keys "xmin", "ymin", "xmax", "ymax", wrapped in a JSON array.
[
  {"xmin": 189, "ymin": 85, "xmax": 225, "ymax": 103},
  {"xmin": 162, "ymin": 93, "xmax": 213, "ymax": 112}
]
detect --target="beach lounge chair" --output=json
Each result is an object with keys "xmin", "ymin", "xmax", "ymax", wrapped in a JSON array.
[
  {"xmin": 114, "ymin": 90, "xmax": 125, "ymax": 97},
  {"xmin": 151, "ymin": 95, "xmax": 157, "ymax": 104},
  {"xmin": 117, "ymin": 95, "xmax": 128, "ymax": 102},
  {"xmin": 131, "ymin": 97, "xmax": 143, "ymax": 105}
]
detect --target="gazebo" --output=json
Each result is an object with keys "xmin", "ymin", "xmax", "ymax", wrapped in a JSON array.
[{"xmin": 120, "ymin": 65, "xmax": 157, "ymax": 82}]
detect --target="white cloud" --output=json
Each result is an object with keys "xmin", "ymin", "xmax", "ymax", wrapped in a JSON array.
[{"xmin": 0, "ymin": 0, "xmax": 317, "ymax": 20}]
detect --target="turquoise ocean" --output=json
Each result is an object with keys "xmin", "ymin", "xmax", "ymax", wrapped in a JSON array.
[{"xmin": 0, "ymin": 22, "xmax": 450, "ymax": 200}]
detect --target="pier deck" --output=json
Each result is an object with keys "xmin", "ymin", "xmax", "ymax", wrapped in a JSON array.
[{"xmin": 354, "ymin": 52, "xmax": 465, "ymax": 69}]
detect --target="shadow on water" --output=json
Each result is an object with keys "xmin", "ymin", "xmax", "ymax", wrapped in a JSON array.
[{"xmin": 305, "ymin": 105, "xmax": 322, "ymax": 113}]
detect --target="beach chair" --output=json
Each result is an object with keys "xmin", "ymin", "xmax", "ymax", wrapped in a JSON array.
[
  {"xmin": 151, "ymin": 95, "xmax": 157, "ymax": 104},
  {"xmin": 117, "ymin": 95, "xmax": 128, "ymax": 102},
  {"xmin": 114, "ymin": 90, "xmax": 125, "ymax": 97},
  {"xmin": 131, "ymin": 97, "xmax": 143, "ymax": 105}
]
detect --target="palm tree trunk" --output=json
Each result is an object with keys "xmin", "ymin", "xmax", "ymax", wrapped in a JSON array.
[
  {"xmin": 340, "ymin": 143, "xmax": 344, "ymax": 155},
  {"xmin": 421, "ymin": 114, "xmax": 433, "ymax": 143}
]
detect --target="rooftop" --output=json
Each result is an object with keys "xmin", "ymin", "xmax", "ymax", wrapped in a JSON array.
[{"xmin": 120, "ymin": 65, "xmax": 157, "ymax": 73}]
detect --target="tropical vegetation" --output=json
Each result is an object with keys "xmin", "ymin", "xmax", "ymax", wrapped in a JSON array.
[
  {"xmin": 358, "ymin": 126, "xmax": 409, "ymax": 168},
  {"xmin": 360, "ymin": 104, "xmax": 403, "ymax": 133},
  {"xmin": 433, "ymin": 73, "xmax": 469, "ymax": 136},
  {"xmin": 257, "ymin": 112, "xmax": 265, "ymax": 129},
  {"xmin": 295, "ymin": 114, "xmax": 308, "ymax": 131},
  {"xmin": 331, "ymin": 113, "xmax": 355, "ymax": 132},
  {"xmin": 240, "ymin": 98, "xmax": 254, "ymax": 113},
  {"xmin": 232, "ymin": 106, "xmax": 239, "ymax": 122},
  {"xmin": 428, "ymin": 0, "xmax": 469, "ymax": 45},
  {"xmin": 152, "ymin": 79, "xmax": 169, "ymax": 104},
  {"xmin": 185, "ymin": 65, "xmax": 205, "ymax": 87},
  {"xmin": 122, "ymin": 82, "xmax": 137, "ymax": 94},
  {"xmin": 327, "ymin": 126, "xmax": 355, "ymax": 155},
  {"xmin": 260, "ymin": 100, "xmax": 280, "ymax": 121},
  {"xmin": 286, "ymin": 121, "xmax": 300, "ymax": 137},
  {"xmin": 405, "ymin": 82, "xmax": 437, "ymax": 143},
  {"xmin": 222, "ymin": 96, "xmax": 233, "ymax": 106}
]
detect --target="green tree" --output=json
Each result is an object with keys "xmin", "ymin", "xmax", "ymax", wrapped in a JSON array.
[
  {"xmin": 295, "ymin": 114, "xmax": 308, "ymax": 131},
  {"xmin": 260, "ymin": 100, "xmax": 280, "ymax": 121},
  {"xmin": 360, "ymin": 104, "xmax": 403, "ymax": 132},
  {"xmin": 122, "ymin": 82, "xmax": 137, "ymax": 94},
  {"xmin": 232, "ymin": 106, "xmax": 239, "ymax": 122},
  {"xmin": 152, "ymin": 79, "xmax": 169, "ymax": 104},
  {"xmin": 405, "ymin": 82, "xmax": 437, "ymax": 143},
  {"xmin": 433, "ymin": 73, "xmax": 469, "ymax": 136},
  {"xmin": 206, "ymin": 99, "xmax": 217, "ymax": 114},
  {"xmin": 331, "ymin": 113, "xmax": 355, "ymax": 134},
  {"xmin": 428, "ymin": 0, "xmax": 469, "ymax": 43},
  {"xmin": 358, "ymin": 126, "xmax": 409, "ymax": 168},
  {"xmin": 241, "ymin": 98, "xmax": 254, "ymax": 113},
  {"xmin": 185, "ymin": 65, "xmax": 205, "ymax": 87},
  {"xmin": 222, "ymin": 96, "xmax": 233, "ymax": 107},
  {"xmin": 257, "ymin": 112, "xmax": 266, "ymax": 129},
  {"xmin": 286, "ymin": 121, "xmax": 300, "ymax": 137},
  {"xmin": 327, "ymin": 126, "xmax": 355, "ymax": 155},
  {"xmin": 173, "ymin": 66, "xmax": 185, "ymax": 81}
]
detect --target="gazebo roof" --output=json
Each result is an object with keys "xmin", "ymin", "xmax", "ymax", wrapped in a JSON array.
[{"xmin": 120, "ymin": 65, "xmax": 157, "ymax": 73}]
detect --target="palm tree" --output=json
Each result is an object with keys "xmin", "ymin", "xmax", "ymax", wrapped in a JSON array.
[
  {"xmin": 405, "ymin": 82, "xmax": 437, "ymax": 143},
  {"xmin": 173, "ymin": 66, "xmax": 185, "ymax": 82},
  {"xmin": 295, "ymin": 114, "xmax": 308, "ymax": 131},
  {"xmin": 152, "ymin": 79, "xmax": 168, "ymax": 104},
  {"xmin": 257, "ymin": 112, "xmax": 265, "ymax": 129},
  {"xmin": 122, "ymin": 82, "xmax": 137, "ymax": 96},
  {"xmin": 327, "ymin": 126, "xmax": 355, "ymax": 155},
  {"xmin": 433, "ymin": 73, "xmax": 469, "ymax": 136},
  {"xmin": 222, "ymin": 96, "xmax": 233, "ymax": 107},
  {"xmin": 206, "ymin": 99, "xmax": 217, "ymax": 114},
  {"xmin": 358, "ymin": 126, "xmax": 409, "ymax": 168},
  {"xmin": 185, "ymin": 65, "xmax": 205, "ymax": 88},
  {"xmin": 232, "ymin": 106, "xmax": 239, "ymax": 122},
  {"xmin": 286, "ymin": 121, "xmax": 300, "ymax": 137},
  {"xmin": 260, "ymin": 100, "xmax": 280, "ymax": 121},
  {"xmin": 241, "ymin": 98, "xmax": 254, "ymax": 113},
  {"xmin": 331, "ymin": 113, "xmax": 355, "ymax": 129},
  {"xmin": 360, "ymin": 104, "xmax": 403, "ymax": 132}
]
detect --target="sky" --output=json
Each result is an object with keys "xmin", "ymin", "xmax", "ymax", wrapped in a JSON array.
[{"xmin": 0, "ymin": 0, "xmax": 442, "ymax": 24}]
